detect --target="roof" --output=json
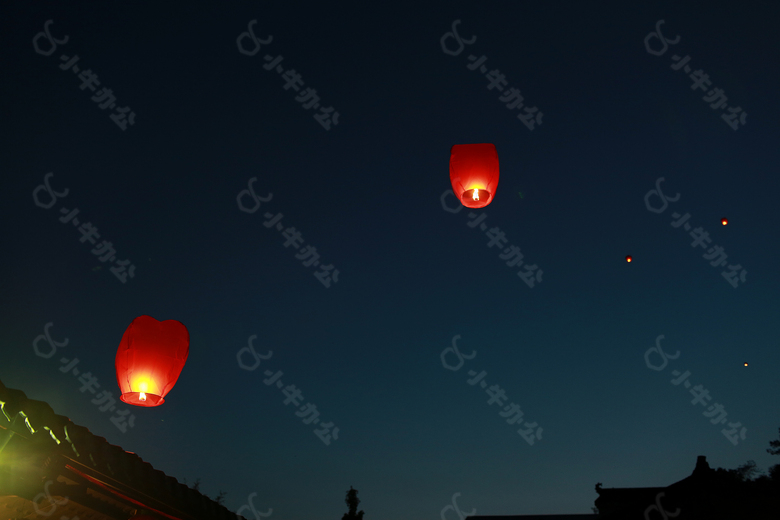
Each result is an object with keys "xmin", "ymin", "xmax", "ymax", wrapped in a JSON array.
[
  {"xmin": 592, "ymin": 456, "xmax": 780, "ymax": 519},
  {"xmin": 0, "ymin": 378, "xmax": 240, "ymax": 520},
  {"xmin": 466, "ymin": 514, "xmax": 599, "ymax": 520}
]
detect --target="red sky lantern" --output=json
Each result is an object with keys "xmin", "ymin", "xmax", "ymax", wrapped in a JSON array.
[
  {"xmin": 626, "ymin": 255, "xmax": 632, "ymax": 263},
  {"xmin": 115, "ymin": 315, "xmax": 190, "ymax": 407},
  {"xmin": 721, "ymin": 218, "xmax": 728, "ymax": 225},
  {"xmin": 450, "ymin": 143, "xmax": 499, "ymax": 209}
]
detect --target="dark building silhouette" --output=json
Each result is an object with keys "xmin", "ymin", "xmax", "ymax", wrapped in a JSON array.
[
  {"xmin": 467, "ymin": 516, "xmax": 596, "ymax": 520},
  {"xmin": 595, "ymin": 455, "xmax": 779, "ymax": 519},
  {"xmin": 0, "ymin": 379, "xmax": 240, "ymax": 520},
  {"xmin": 469, "ymin": 455, "xmax": 779, "ymax": 520}
]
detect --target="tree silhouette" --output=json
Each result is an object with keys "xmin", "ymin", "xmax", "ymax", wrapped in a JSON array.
[
  {"xmin": 342, "ymin": 486, "xmax": 365, "ymax": 520},
  {"xmin": 181, "ymin": 477, "xmax": 202, "ymax": 491},
  {"xmin": 181, "ymin": 477, "xmax": 234, "ymax": 512},
  {"xmin": 733, "ymin": 460, "xmax": 760, "ymax": 481},
  {"xmin": 716, "ymin": 428, "xmax": 780, "ymax": 483},
  {"xmin": 768, "ymin": 427, "xmax": 780, "ymax": 456},
  {"xmin": 767, "ymin": 427, "xmax": 780, "ymax": 482}
]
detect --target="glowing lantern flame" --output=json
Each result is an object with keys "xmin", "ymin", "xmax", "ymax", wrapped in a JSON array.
[
  {"xmin": 449, "ymin": 143, "xmax": 499, "ymax": 209},
  {"xmin": 722, "ymin": 218, "xmax": 728, "ymax": 226},
  {"xmin": 626, "ymin": 255, "xmax": 632, "ymax": 263},
  {"xmin": 115, "ymin": 315, "xmax": 189, "ymax": 407},
  {"xmin": 744, "ymin": 362, "xmax": 748, "ymax": 367}
]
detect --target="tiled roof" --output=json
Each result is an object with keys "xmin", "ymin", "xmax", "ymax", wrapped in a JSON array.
[{"xmin": 0, "ymin": 379, "xmax": 241, "ymax": 520}]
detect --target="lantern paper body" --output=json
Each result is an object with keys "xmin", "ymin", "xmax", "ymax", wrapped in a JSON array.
[
  {"xmin": 115, "ymin": 315, "xmax": 189, "ymax": 407},
  {"xmin": 449, "ymin": 143, "xmax": 500, "ymax": 209}
]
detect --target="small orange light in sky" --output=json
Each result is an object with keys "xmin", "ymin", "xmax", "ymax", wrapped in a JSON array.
[
  {"xmin": 722, "ymin": 218, "xmax": 728, "ymax": 225},
  {"xmin": 626, "ymin": 255, "xmax": 632, "ymax": 263},
  {"xmin": 744, "ymin": 362, "xmax": 748, "ymax": 367}
]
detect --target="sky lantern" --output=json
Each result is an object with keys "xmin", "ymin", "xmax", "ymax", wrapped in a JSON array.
[
  {"xmin": 626, "ymin": 255, "xmax": 632, "ymax": 263},
  {"xmin": 115, "ymin": 315, "xmax": 190, "ymax": 407},
  {"xmin": 449, "ymin": 143, "xmax": 499, "ymax": 209},
  {"xmin": 722, "ymin": 218, "xmax": 728, "ymax": 225}
]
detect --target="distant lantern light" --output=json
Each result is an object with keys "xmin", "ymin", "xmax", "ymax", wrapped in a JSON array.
[
  {"xmin": 449, "ymin": 143, "xmax": 500, "ymax": 209},
  {"xmin": 744, "ymin": 362, "xmax": 748, "ymax": 367},
  {"xmin": 626, "ymin": 255, "xmax": 632, "ymax": 263},
  {"xmin": 115, "ymin": 315, "xmax": 190, "ymax": 407},
  {"xmin": 722, "ymin": 218, "xmax": 728, "ymax": 226}
]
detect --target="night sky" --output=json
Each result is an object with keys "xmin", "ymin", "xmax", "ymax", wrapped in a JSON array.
[{"xmin": 2, "ymin": 1, "xmax": 780, "ymax": 519}]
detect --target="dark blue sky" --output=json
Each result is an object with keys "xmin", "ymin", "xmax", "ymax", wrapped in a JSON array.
[{"xmin": 2, "ymin": 1, "xmax": 779, "ymax": 518}]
